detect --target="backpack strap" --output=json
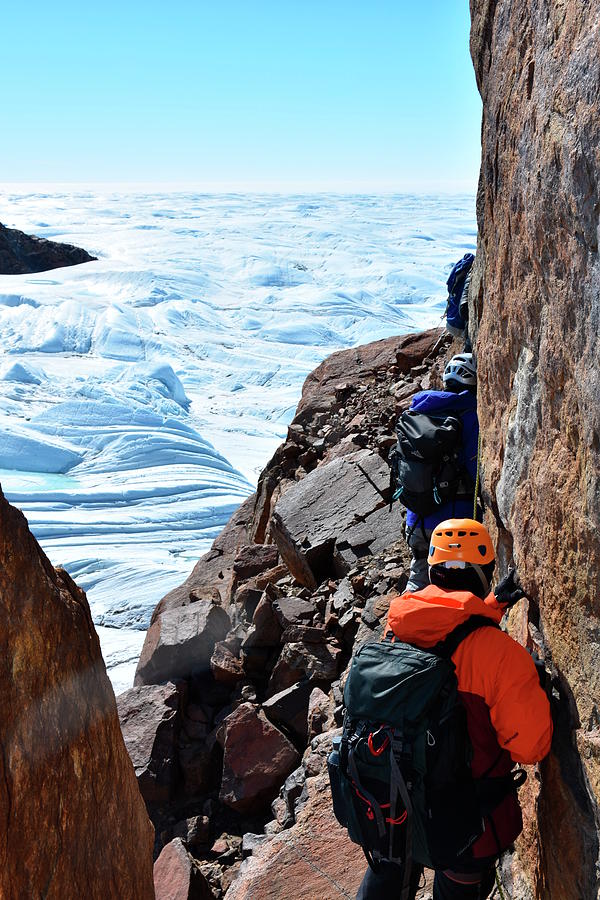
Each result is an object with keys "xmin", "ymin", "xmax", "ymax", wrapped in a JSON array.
[{"xmin": 432, "ymin": 615, "xmax": 500, "ymax": 660}]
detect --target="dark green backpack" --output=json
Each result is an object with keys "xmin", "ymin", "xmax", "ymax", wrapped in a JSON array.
[{"xmin": 328, "ymin": 617, "xmax": 522, "ymax": 896}]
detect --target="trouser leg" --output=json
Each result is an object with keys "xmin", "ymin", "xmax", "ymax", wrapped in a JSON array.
[
  {"xmin": 433, "ymin": 865, "xmax": 496, "ymax": 900},
  {"xmin": 404, "ymin": 526, "xmax": 432, "ymax": 593},
  {"xmin": 356, "ymin": 861, "xmax": 423, "ymax": 900}
]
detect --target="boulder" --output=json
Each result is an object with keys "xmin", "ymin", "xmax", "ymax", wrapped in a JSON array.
[
  {"xmin": 307, "ymin": 687, "xmax": 335, "ymax": 741},
  {"xmin": 271, "ymin": 595, "xmax": 315, "ymax": 629},
  {"xmin": 262, "ymin": 681, "xmax": 313, "ymax": 744},
  {"xmin": 0, "ymin": 490, "xmax": 154, "ymax": 899},
  {"xmin": 210, "ymin": 642, "xmax": 244, "ymax": 685},
  {"xmin": 241, "ymin": 593, "xmax": 282, "ymax": 649},
  {"xmin": 268, "ymin": 640, "xmax": 341, "ymax": 694},
  {"xmin": 117, "ymin": 681, "xmax": 184, "ymax": 805},
  {"xmin": 135, "ymin": 601, "xmax": 231, "ymax": 686},
  {"xmin": 295, "ymin": 328, "xmax": 443, "ymax": 422},
  {"xmin": 172, "ymin": 816, "xmax": 212, "ymax": 852},
  {"xmin": 271, "ymin": 450, "xmax": 393, "ymax": 589},
  {"xmin": 154, "ymin": 838, "xmax": 213, "ymax": 900},
  {"xmin": 219, "ymin": 703, "xmax": 300, "ymax": 813},
  {"xmin": 270, "ymin": 767, "xmax": 306, "ymax": 829},
  {"xmin": 280, "ymin": 624, "xmax": 326, "ymax": 644},
  {"xmin": 233, "ymin": 544, "xmax": 279, "ymax": 581}
]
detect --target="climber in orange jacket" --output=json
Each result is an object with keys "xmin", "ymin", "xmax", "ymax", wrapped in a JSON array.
[{"xmin": 357, "ymin": 518, "xmax": 553, "ymax": 900}]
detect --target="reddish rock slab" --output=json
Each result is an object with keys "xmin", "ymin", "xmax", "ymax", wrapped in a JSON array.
[
  {"xmin": 117, "ymin": 681, "xmax": 184, "ymax": 806},
  {"xmin": 219, "ymin": 703, "xmax": 300, "ymax": 813},
  {"xmin": 135, "ymin": 601, "xmax": 231, "ymax": 686},
  {"xmin": 0, "ymin": 490, "xmax": 154, "ymax": 899},
  {"xmin": 307, "ymin": 687, "xmax": 335, "ymax": 741},
  {"xmin": 224, "ymin": 772, "xmax": 364, "ymax": 899},
  {"xmin": 271, "ymin": 595, "xmax": 315, "ymax": 629},
  {"xmin": 154, "ymin": 838, "xmax": 213, "ymax": 900}
]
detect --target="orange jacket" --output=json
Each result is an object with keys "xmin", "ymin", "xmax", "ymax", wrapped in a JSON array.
[{"xmin": 386, "ymin": 584, "xmax": 553, "ymax": 858}]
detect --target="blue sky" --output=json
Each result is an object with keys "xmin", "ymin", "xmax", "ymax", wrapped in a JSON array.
[{"xmin": 1, "ymin": 1, "xmax": 481, "ymax": 190}]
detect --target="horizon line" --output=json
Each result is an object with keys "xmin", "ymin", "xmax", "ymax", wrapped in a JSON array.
[{"xmin": 0, "ymin": 180, "xmax": 478, "ymax": 197}]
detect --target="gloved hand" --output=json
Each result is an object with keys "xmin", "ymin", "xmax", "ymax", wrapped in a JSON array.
[{"xmin": 494, "ymin": 568, "xmax": 526, "ymax": 609}]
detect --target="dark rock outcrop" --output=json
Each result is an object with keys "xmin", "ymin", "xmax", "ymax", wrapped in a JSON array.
[
  {"xmin": 470, "ymin": 1, "xmax": 600, "ymax": 897},
  {"xmin": 0, "ymin": 489, "xmax": 154, "ymax": 899},
  {"xmin": 0, "ymin": 222, "xmax": 96, "ymax": 274}
]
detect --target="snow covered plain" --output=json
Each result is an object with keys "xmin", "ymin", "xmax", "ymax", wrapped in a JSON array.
[{"xmin": 0, "ymin": 189, "xmax": 476, "ymax": 691}]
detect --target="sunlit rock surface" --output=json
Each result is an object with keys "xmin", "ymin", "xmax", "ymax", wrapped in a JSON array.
[
  {"xmin": 0, "ymin": 488, "xmax": 155, "ymax": 899},
  {"xmin": 470, "ymin": 1, "xmax": 600, "ymax": 896}
]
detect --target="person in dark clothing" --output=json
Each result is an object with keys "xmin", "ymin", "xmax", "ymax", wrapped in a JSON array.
[
  {"xmin": 404, "ymin": 353, "xmax": 479, "ymax": 593},
  {"xmin": 356, "ymin": 519, "xmax": 553, "ymax": 900}
]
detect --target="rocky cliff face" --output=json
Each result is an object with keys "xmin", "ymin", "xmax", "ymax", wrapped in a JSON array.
[
  {"xmin": 0, "ymin": 222, "xmax": 95, "ymax": 274},
  {"xmin": 0, "ymin": 489, "xmax": 155, "ymax": 899},
  {"xmin": 470, "ymin": 1, "xmax": 600, "ymax": 897}
]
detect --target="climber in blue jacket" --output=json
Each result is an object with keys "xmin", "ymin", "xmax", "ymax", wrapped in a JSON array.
[{"xmin": 404, "ymin": 353, "xmax": 479, "ymax": 592}]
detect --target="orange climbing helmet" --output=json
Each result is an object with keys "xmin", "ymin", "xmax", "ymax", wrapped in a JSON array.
[
  {"xmin": 428, "ymin": 519, "xmax": 495, "ymax": 596},
  {"xmin": 428, "ymin": 518, "xmax": 495, "ymax": 566}
]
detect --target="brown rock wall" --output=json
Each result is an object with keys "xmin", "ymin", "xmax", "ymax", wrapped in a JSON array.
[
  {"xmin": 0, "ymin": 490, "xmax": 154, "ymax": 899},
  {"xmin": 470, "ymin": 1, "xmax": 600, "ymax": 895}
]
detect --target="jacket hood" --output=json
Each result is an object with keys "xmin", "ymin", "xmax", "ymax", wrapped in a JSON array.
[
  {"xmin": 386, "ymin": 584, "xmax": 503, "ymax": 648},
  {"xmin": 410, "ymin": 389, "xmax": 476, "ymax": 416}
]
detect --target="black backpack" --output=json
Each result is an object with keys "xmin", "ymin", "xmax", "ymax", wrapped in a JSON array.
[
  {"xmin": 388, "ymin": 410, "xmax": 472, "ymax": 517},
  {"xmin": 445, "ymin": 253, "xmax": 474, "ymax": 336},
  {"xmin": 328, "ymin": 618, "xmax": 525, "ymax": 895}
]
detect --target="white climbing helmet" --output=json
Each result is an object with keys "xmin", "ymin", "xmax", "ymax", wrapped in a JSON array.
[{"xmin": 443, "ymin": 352, "xmax": 477, "ymax": 389}]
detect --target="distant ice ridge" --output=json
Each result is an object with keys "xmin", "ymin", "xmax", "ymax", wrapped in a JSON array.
[
  {"xmin": 0, "ymin": 189, "xmax": 476, "ymax": 691},
  {"xmin": 0, "ymin": 359, "xmax": 251, "ymax": 637}
]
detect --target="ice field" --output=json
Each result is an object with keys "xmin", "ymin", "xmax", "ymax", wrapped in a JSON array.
[{"xmin": 0, "ymin": 189, "xmax": 476, "ymax": 691}]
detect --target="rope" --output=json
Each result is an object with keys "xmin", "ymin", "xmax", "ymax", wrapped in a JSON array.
[
  {"xmin": 473, "ymin": 430, "xmax": 481, "ymax": 519},
  {"xmin": 494, "ymin": 864, "xmax": 509, "ymax": 900}
]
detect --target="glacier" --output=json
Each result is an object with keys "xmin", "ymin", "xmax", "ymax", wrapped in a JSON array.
[{"xmin": 0, "ymin": 189, "xmax": 476, "ymax": 691}]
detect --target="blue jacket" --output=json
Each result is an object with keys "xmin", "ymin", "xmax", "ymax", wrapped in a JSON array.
[{"xmin": 404, "ymin": 389, "xmax": 479, "ymax": 531}]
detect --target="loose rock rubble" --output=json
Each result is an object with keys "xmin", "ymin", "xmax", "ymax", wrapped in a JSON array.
[{"xmin": 119, "ymin": 327, "xmax": 454, "ymax": 898}]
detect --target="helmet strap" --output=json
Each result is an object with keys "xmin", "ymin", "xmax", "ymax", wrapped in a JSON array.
[{"xmin": 471, "ymin": 563, "xmax": 491, "ymax": 595}]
